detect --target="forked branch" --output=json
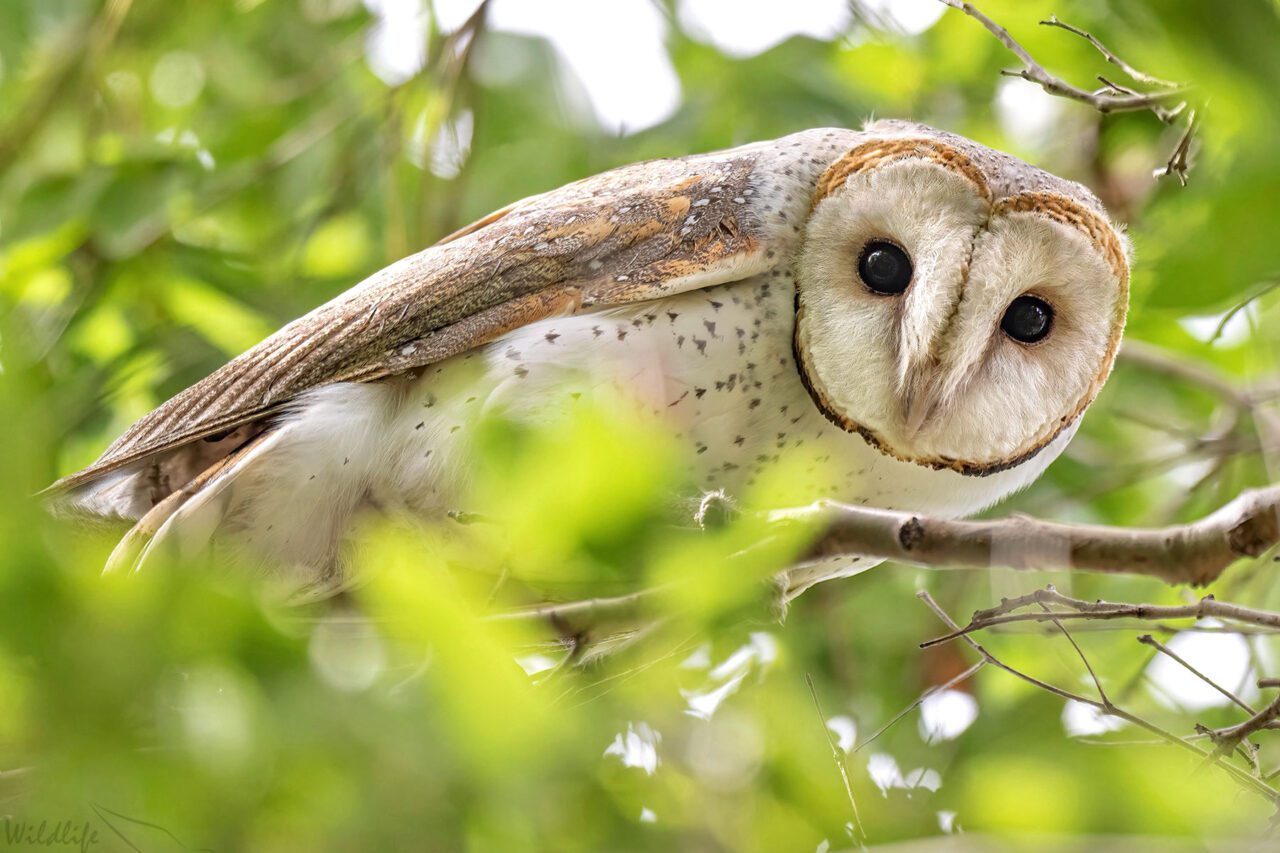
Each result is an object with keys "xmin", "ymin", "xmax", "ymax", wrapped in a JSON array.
[
  {"xmin": 1039, "ymin": 14, "xmax": 1179, "ymax": 89},
  {"xmin": 939, "ymin": 1, "xmax": 1186, "ymax": 113},
  {"xmin": 916, "ymin": 589, "xmax": 1280, "ymax": 809},
  {"xmin": 920, "ymin": 586, "xmax": 1280, "ymax": 649},
  {"xmin": 938, "ymin": 0, "xmax": 1197, "ymax": 183}
]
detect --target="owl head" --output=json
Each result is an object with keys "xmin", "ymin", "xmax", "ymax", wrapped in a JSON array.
[{"xmin": 794, "ymin": 120, "xmax": 1130, "ymax": 476}]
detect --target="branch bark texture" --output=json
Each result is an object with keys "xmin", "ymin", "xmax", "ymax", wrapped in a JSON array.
[{"xmin": 781, "ymin": 484, "xmax": 1280, "ymax": 586}]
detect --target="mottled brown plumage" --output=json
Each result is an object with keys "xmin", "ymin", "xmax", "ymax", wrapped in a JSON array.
[{"xmin": 52, "ymin": 151, "xmax": 767, "ymax": 492}]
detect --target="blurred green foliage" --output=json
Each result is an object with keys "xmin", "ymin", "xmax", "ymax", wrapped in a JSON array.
[{"xmin": 2, "ymin": 0, "xmax": 1280, "ymax": 849}]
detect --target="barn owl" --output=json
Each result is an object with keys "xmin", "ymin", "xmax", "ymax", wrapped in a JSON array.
[{"xmin": 50, "ymin": 120, "xmax": 1130, "ymax": 595}]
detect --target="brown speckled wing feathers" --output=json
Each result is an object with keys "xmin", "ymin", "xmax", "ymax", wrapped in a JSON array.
[{"xmin": 52, "ymin": 148, "xmax": 774, "ymax": 492}]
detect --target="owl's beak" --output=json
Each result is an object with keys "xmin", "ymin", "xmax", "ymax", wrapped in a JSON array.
[{"xmin": 901, "ymin": 370, "xmax": 946, "ymax": 439}]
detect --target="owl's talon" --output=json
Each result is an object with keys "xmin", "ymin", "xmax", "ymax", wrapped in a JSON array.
[{"xmin": 696, "ymin": 490, "xmax": 739, "ymax": 530}]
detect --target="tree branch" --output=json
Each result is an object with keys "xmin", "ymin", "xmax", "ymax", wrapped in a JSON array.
[
  {"xmin": 777, "ymin": 483, "xmax": 1280, "ymax": 588},
  {"xmin": 1119, "ymin": 339, "xmax": 1253, "ymax": 410},
  {"xmin": 1156, "ymin": 107, "xmax": 1198, "ymax": 186},
  {"xmin": 938, "ymin": 0, "xmax": 1197, "ymax": 183},
  {"xmin": 0, "ymin": 0, "xmax": 134, "ymax": 174},
  {"xmin": 1138, "ymin": 633, "xmax": 1257, "ymax": 714},
  {"xmin": 1201, "ymin": 690, "xmax": 1280, "ymax": 759},
  {"xmin": 1039, "ymin": 15, "xmax": 1179, "ymax": 89},
  {"xmin": 938, "ymin": 1, "xmax": 1186, "ymax": 114},
  {"xmin": 488, "ymin": 589, "xmax": 656, "ymax": 623},
  {"xmin": 917, "ymin": 589, "xmax": 1280, "ymax": 808},
  {"xmin": 919, "ymin": 586, "xmax": 1280, "ymax": 649}
]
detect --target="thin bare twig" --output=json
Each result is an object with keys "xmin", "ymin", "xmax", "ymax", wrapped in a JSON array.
[
  {"xmin": 917, "ymin": 591, "xmax": 1095, "ymax": 710},
  {"xmin": 852, "ymin": 659, "xmax": 986, "ymax": 754},
  {"xmin": 1040, "ymin": 602, "xmax": 1110, "ymax": 704},
  {"xmin": 488, "ymin": 588, "xmax": 657, "ymax": 622},
  {"xmin": 938, "ymin": 1, "xmax": 1197, "ymax": 182},
  {"xmin": 919, "ymin": 589, "xmax": 1280, "ymax": 781},
  {"xmin": 1156, "ymin": 108, "xmax": 1198, "ymax": 185},
  {"xmin": 1040, "ymin": 14, "xmax": 1179, "ymax": 89},
  {"xmin": 938, "ymin": 1, "xmax": 1185, "ymax": 113},
  {"xmin": 0, "ymin": 0, "xmax": 134, "ymax": 173},
  {"xmin": 1209, "ymin": 280, "xmax": 1280, "ymax": 346},
  {"xmin": 806, "ymin": 674, "xmax": 866, "ymax": 842},
  {"xmin": 1203, "ymin": 690, "xmax": 1280, "ymax": 756},
  {"xmin": 1121, "ymin": 339, "xmax": 1280, "ymax": 412},
  {"xmin": 921, "ymin": 587, "xmax": 1280, "ymax": 649},
  {"xmin": 1138, "ymin": 633, "xmax": 1256, "ymax": 714},
  {"xmin": 916, "ymin": 590, "xmax": 1280, "ymax": 806}
]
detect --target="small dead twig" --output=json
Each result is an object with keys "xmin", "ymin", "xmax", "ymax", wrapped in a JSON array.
[
  {"xmin": 805, "ymin": 674, "xmax": 866, "ymax": 843},
  {"xmin": 938, "ymin": 1, "xmax": 1185, "ymax": 114},
  {"xmin": 1156, "ymin": 108, "xmax": 1198, "ymax": 185},
  {"xmin": 1040, "ymin": 601, "xmax": 1111, "ymax": 704},
  {"xmin": 924, "ymin": 588, "xmax": 1280, "ymax": 780},
  {"xmin": 1120, "ymin": 340, "xmax": 1257, "ymax": 410},
  {"xmin": 921, "ymin": 587, "xmax": 1280, "ymax": 649},
  {"xmin": 916, "ymin": 589, "xmax": 1280, "ymax": 807},
  {"xmin": 1039, "ymin": 14, "xmax": 1179, "ymax": 89},
  {"xmin": 938, "ymin": 1, "xmax": 1198, "ymax": 183},
  {"xmin": 1209, "ymin": 280, "xmax": 1280, "ymax": 346},
  {"xmin": 1138, "ymin": 633, "xmax": 1256, "ymax": 714},
  {"xmin": 488, "ymin": 588, "xmax": 658, "ymax": 623},
  {"xmin": 852, "ymin": 659, "xmax": 986, "ymax": 755},
  {"xmin": 1200, "ymin": 688, "xmax": 1280, "ymax": 761}
]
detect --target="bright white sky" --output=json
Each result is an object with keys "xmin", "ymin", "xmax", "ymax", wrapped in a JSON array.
[{"xmin": 367, "ymin": 0, "xmax": 946, "ymax": 135}]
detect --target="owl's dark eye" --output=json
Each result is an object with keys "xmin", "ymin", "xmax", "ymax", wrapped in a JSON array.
[
  {"xmin": 857, "ymin": 240, "xmax": 912, "ymax": 295},
  {"xmin": 1001, "ymin": 294, "xmax": 1054, "ymax": 344}
]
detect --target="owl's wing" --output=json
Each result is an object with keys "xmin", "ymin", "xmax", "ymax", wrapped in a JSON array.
[{"xmin": 51, "ymin": 143, "xmax": 791, "ymax": 494}]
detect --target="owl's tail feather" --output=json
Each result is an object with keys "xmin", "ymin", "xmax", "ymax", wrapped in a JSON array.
[{"xmin": 105, "ymin": 430, "xmax": 281, "ymax": 576}]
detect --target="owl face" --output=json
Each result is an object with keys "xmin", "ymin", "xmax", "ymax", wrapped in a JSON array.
[{"xmin": 794, "ymin": 135, "xmax": 1130, "ymax": 475}]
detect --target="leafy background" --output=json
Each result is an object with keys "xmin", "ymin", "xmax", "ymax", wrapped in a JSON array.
[{"xmin": 2, "ymin": 0, "xmax": 1279, "ymax": 849}]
